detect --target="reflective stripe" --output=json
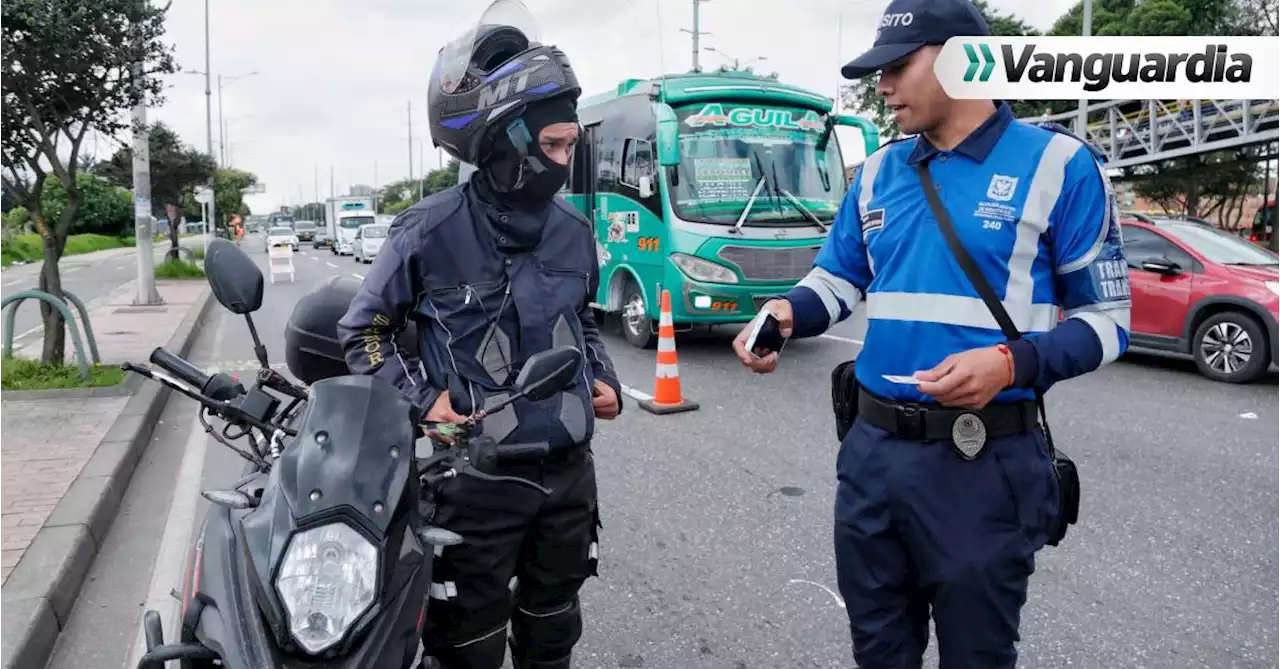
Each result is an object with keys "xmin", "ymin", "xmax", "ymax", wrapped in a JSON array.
[
  {"xmin": 857, "ymin": 149, "xmax": 887, "ymax": 225},
  {"xmin": 589, "ymin": 541, "xmax": 599, "ymax": 559},
  {"xmin": 798, "ymin": 267, "xmax": 863, "ymax": 327},
  {"xmin": 857, "ymin": 147, "xmax": 888, "ymax": 277},
  {"xmin": 517, "ymin": 601, "xmax": 575, "ymax": 618},
  {"xmin": 1067, "ymin": 307, "xmax": 1129, "ymax": 365},
  {"xmin": 659, "ymin": 309, "xmax": 673, "ymax": 327},
  {"xmin": 655, "ymin": 363, "xmax": 679, "ymax": 378},
  {"xmin": 866, "ymin": 292, "xmax": 1058, "ymax": 332},
  {"xmin": 1005, "ymin": 132, "xmax": 1078, "ymax": 310},
  {"xmin": 658, "ymin": 337, "xmax": 676, "ymax": 353},
  {"xmin": 1058, "ymin": 155, "xmax": 1118, "ymax": 275},
  {"xmin": 454, "ymin": 625, "xmax": 506, "ymax": 648}
]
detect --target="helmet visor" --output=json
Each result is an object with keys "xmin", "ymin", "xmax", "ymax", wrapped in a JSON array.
[{"xmin": 436, "ymin": 0, "xmax": 542, "ymax": 95}]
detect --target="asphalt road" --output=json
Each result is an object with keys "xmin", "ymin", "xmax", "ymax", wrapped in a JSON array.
[
  {"xmin": 1, "ymin": 237, "xmax": 204, "ymax": 353},
  {"xmin": 47, "ymin": 234, "xmax": 1279, "ymax": 669}
]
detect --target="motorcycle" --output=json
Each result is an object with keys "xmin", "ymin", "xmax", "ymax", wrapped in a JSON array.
[{"xmin": 130, "ymin": 238, "xmax": 584, "ymax": 668}]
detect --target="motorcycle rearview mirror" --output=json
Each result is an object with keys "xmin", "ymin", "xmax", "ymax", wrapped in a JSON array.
[
  {"xmin": 203, "ymin": 239, "xmax": 271, "ymax": 368},
  {"xmin": 513, "ymin": 346, "xmax": 584, "ymax": 402},
  {"xmin": 477, "ymin": 346, "xmax": 585, "ymax": 417},
  {"xmin": 204, "ymin": 239, "xmax": 264, "ymax": 314}
]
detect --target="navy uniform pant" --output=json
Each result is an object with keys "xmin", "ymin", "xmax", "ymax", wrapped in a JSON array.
[{"xmin": 834, "ymin": 417, "xmax": 1059, "ymax": 669}]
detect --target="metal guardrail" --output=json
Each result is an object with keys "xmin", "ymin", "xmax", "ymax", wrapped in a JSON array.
[{"xmin": 1, "ymin": 290, "xmax": 101, "ymax": 381}]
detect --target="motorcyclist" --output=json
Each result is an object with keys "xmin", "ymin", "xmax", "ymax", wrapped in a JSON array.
[{"xmin": 336, "ymin": 3, "xmax": 621, "ymax": 667}]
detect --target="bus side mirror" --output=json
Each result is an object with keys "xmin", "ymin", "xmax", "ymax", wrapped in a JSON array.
[
  {"xmin": 655, "ymin": 103, "xmax": 680, "ymax": 167},
  {"xmin": 835, "ymin": 114, "xmax": 882, "ymax": 157}
]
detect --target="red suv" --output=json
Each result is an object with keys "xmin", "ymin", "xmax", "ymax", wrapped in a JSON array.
[{"xmin": 1120, "ymin": 214, "xmax": 1279, "ymax": 383}]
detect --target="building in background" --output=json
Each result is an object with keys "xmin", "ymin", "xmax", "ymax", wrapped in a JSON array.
[{"xmin": 349, "ymin": 184, "xmax": 375, "ymax": 197}]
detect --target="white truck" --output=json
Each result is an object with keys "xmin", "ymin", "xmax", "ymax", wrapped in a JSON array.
[{"xmin": 325, "ymin": 195, "xmax": 377, "ymax": 256}]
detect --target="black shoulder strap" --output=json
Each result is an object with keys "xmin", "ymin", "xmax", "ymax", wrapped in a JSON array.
[
  {"xmin": 913, "ymin": 161, "xmax": 1020, "ymax": 341},
  {"xmin": 912, "ymin": 160, "xmax": 1056, "ymax": 446}
]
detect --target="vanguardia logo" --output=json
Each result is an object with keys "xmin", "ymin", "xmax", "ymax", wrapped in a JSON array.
[
  {"xmin": 936, "ymin": 37, "xmax": 1277, "ymax": 100},
  {"xmin": 963, "ymin": 44, "xmax": 996, "ymax": 82}
]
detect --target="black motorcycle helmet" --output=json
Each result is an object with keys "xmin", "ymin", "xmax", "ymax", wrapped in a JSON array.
[{"xmin": 427, "ymin": 0, "xmax": 582, "ymax": 170}]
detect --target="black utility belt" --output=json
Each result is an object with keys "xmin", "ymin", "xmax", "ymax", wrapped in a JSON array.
[{"xmin": 857, "ymin": 389, "xmax": 1037, "ymax": 444}]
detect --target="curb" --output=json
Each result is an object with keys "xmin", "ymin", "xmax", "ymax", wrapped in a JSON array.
[{"xmin": 0, "ymin": 286, "xmax": 215, "ymax": 669}]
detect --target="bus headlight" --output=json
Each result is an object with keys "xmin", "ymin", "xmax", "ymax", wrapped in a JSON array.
[
  {"xmin": 671, "ymin": 253, "xmax": 739, "ymax": 284},
  {"xmin": 275, "ymin": 523, "xmax": 379, "ymax": 654}
]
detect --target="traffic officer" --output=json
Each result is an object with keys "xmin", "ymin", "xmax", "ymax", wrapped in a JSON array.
[
  {"xmin": 336, "ymin": 4, "xmax": 621, "ymax": 667},
  {"xmin": 733, "ymin": 0, "xmax": 1130, "ymax": 666}
]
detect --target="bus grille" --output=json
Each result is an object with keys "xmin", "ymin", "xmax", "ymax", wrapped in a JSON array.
[{"xmin": 717, "ymin": 245, "xmax": 820, "ymax": 282}]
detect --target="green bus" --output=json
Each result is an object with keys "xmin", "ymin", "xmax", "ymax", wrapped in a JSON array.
[{"xmin": 464, "ymin": 69, "xmax": 880, "ymax": 348}]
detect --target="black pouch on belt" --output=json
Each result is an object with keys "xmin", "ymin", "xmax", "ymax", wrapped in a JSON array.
[
  {"xmin": 914, "ymin": 160, "xmax": 1080, "ymax": 547},
  {"xmin": 830, "ymin": 360, "xmax": 859, "ymax": 442}
]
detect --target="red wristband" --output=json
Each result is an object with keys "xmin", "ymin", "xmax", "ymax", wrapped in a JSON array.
[{"xmin": 996, "ymin": 343, "xmax": 1015, "ymax": 387}]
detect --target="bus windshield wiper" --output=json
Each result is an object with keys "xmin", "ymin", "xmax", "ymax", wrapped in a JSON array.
[
  {"xmin": 778, "ymin": 189, "xmax": 829, "ymax": 234},
  {"xmin": 730, "ymin": 175, "xmax": 769, "ymax": 234}
]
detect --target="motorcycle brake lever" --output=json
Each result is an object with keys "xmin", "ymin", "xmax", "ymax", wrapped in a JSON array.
[{"xmin": 459, "ymin": 467, "xmax": 551, "ymax": 496}]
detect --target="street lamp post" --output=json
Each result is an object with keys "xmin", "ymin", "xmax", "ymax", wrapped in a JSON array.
[
  {"xmin": 1076, "ymin": 0, "xmax": 1092, "ymax": 137},
  {"xmin": 217, "ymin": 71, "xmax": 259, "ymax": 167},
  {"xmin": 203, "ymin": 0, "xmax": 216, "ymax": 258}
]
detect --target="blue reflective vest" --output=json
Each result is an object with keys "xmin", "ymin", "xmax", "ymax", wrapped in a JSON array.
[{"xmin": 787, "ymin": 104, "xmax": 1131, "ymax": 403}]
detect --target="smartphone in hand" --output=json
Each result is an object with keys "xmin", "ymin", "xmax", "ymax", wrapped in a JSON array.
[{"xmin": 744, "ymin": 311, "xmax": 787, "ymax": 358}]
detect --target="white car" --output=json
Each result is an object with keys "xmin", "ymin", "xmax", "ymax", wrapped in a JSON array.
[
  {"xmin": 353, "ymin": 224, "xmax": 389, "ymax": 264},
  {"xmin": 264, "ymin": 226, "xmax": 299, "ymax": 252}
]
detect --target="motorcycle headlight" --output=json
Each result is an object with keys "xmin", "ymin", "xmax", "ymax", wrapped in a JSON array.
[{"xmin": 275, "ymin": 523, "xmax": 379, "ymax": 654}]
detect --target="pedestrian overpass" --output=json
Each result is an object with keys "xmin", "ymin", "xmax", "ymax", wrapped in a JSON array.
[{"xmin": 1020, "ymin": 99, "xmax": 1279, "ymax": 169}]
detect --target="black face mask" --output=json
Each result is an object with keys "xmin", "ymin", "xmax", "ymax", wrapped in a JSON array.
[
  {"xmin": 477, "ymin": 141, "xmax": 569, "ymax": 211},
  {"xmin": 475, "ymin": 96, "xmax": 577, "ymax": 212}
]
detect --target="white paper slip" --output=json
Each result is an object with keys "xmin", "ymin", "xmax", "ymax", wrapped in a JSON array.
[{"xmin": 882, "ymin": 374, "xmax": 924, "ymax": 384}]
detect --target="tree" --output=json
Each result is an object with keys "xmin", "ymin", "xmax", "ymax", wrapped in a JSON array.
[
  {"xmin": 424, "ymin": 159, "xmax": 461, "ymax": 196},
  {"xmin": 42, "ymin": 173, "xmax": 133, "ymax": 237},
  {"xmin": 1126, "ymin": 145, "xmax": 1271, "ymax": 228},
  {"xmin": 1, "ymin": 0, "xmax": 176, "ymax": 364},
  {"xmin": 95, "ymin": 122, "xmax": 215, "ymax": 258},
  {"xmin": 1, "ymin": 180, "xmax": 14, "ymax": 214},
  {"xmin": 212, "ymin": 168, "xmax": 257, "ymax": 235}
]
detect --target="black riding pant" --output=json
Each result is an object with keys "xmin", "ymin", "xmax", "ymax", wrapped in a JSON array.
[{"xmin": 421, "ymin": 447, "xmax": 599, "ymax": 669}]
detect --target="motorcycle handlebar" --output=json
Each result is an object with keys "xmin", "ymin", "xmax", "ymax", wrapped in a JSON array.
[{"xmin": 150, "ymin": 347, "xmax": 211, "ymax": 391}]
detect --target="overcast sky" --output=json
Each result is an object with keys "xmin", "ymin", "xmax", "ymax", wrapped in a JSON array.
[{"xmin": 94, "ymin": 0, "xmax": 1078, "ymax": 213}]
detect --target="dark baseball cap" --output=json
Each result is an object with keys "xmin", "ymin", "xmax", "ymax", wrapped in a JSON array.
[{"xmin": 842, "ymin": 0, "xmax": 990, "ymax": 79}]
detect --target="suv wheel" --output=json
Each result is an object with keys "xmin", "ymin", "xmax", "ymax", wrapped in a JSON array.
[{"xmin": 1192, "ymin": 312, "xmax": 1269, "ymax": 383}]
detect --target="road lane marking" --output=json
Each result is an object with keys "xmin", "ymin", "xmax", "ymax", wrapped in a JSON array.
[
  {"xmin": 620, "ymin": 384, "xmax": 652, "ymax": 402},
  {"xmin": 126, "ymin": 308, "xmax": 229, "ymax": 669},
  {"xmin": 352, "ymin": 273, "xmax": 364, "ymax": 280},
  {"xmin": 1239, "ymin": 412, "xmax": 1259, "ymax": 419},
  {"xmin": 819, "ymin": 333, "xmax": 863, "ymax": 345},
  {"xmin": 326, "ymin": 262, "xmax": 338, "ymax": 268}
]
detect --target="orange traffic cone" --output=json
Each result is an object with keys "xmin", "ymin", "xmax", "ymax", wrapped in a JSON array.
[{"xmin": 638, "ymin": 290, "xmax": 699, "ymax": 415}]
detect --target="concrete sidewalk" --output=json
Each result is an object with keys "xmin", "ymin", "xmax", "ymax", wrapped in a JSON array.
[{"xmin": 0, "ymin": 279, "xmax": 214, "ymax": 669}]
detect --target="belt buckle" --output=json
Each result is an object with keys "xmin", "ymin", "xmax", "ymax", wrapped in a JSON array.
[
  {"xmin": 951, "ymin": 412, "xmax": 988, "ymax": 459},
  {"xmin": 895, "ymin": 404, "xmax": 925, "ymax": 440}
]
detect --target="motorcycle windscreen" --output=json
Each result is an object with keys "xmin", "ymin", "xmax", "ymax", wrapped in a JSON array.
[{"xmin": 278, "ymin": 375, "xmax": 418, "ymax": 537}]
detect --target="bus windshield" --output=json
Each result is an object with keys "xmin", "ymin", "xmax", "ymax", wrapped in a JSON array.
[{"xmin": 671, "ymin": 103, "xmax": 846, "ymax": 227}]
